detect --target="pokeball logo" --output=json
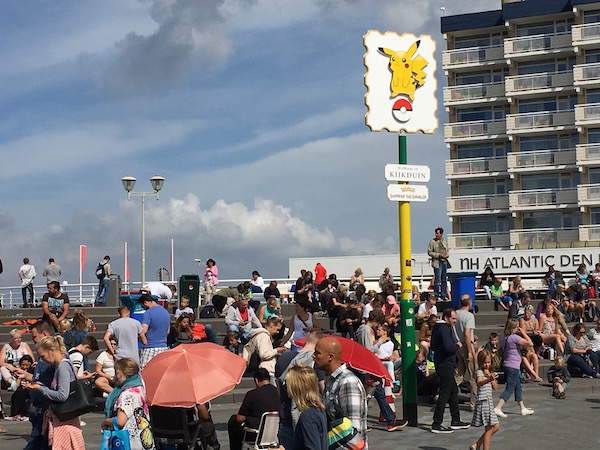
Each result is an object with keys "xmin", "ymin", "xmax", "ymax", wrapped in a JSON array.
[{"xmin": 392, "ymin": 98, "xmax": 412, "ymax": 123}]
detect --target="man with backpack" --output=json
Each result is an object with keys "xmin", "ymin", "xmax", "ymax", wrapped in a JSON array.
[{"xmin": 95, "ymin": 255, "xmax": 111, "ymax": 307}]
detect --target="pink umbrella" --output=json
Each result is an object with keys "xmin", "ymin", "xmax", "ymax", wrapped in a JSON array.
[{"xmin": 142, "ymin": 342, "xmax": 246, "ymax": 407}]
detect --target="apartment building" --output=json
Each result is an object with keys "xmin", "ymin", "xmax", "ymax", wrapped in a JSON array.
[{"xmin": 441, "ymin": 0, "xmax": 600, "ymax": 250}]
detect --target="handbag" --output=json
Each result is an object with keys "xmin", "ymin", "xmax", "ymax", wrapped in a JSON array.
[
  {"xmin": 49, "ymin": 360, "xmax": 95, "ymax": 421},
  {"xmin": 326, "ymin": 397, "xmax": 365, "ymax": 450},
  {"xmin": 101, "ymin": 417, "xmax": 131, "ymax": 450}
]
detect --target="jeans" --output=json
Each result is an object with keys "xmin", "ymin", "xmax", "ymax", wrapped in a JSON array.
[
  {"xmin": 374, "ymin": 383, "xmax": 396, "ymax": 424},
  {"xmin": 22, "ymin": 283, "xmax": 34, "ymax": 306},
  {"xmin": 25, "ymin": 408, "xmax": 49, "ymax": 450},
  {"xmin": 278, "ymin": 423, "xmax": 294, "ymax": 450},
  {"xmin": 432, "ymin": 366, "xmax": 460, "ymax": 426},
  {"xmin": 434, "ymin": 263, "xmax": 448, "ymax": 300},
  {"xmin": 567, "ymin": 352, "xmax": 598, "ymax": 377},
  {"xmin": 95, "ymin": 278, "xmax": 110, "ymax": 306},
  {"xmin": 205, "ymin": 324, "xmax": 218, "ymax": 344},
  {"xmin": 500, "ymin": 367, "xmax": 522, "ymax": 403},
  {"xmin": 482, "ymin": 286, "xmax": 492, "ymax": 300}
]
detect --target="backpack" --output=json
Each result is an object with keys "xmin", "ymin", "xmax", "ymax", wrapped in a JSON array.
[
  {"xmin": 199, "ymin": 304, "xmax": 216, "ymax": 319},
  {"xmin": 95, "ymin": 262, "xmax": 106, "ymax": 280}
]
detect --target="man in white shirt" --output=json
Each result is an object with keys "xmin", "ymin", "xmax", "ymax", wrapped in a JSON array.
[{"xmin": 19, "ymin": 258, "xmax": 36, "ymax": 308}]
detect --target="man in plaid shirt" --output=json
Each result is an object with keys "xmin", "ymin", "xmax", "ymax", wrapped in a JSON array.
[{"xmin": 313, "ymin": 337, "xmax": 368, "ymax": 445}]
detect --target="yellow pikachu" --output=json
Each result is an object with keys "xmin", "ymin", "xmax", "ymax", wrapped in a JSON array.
[{"xmin": 379, "ymin": 41, "xmax": 428, "ymax": 101}]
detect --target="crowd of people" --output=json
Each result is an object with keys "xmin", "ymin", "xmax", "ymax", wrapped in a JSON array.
[{"xmin": 3, "ymin": 245, "xmax": 600, "ymax": 449}]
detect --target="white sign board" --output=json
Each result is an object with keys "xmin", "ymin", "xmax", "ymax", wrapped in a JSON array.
[
  {"xmin": 387, "ymin": 184, "xmax": 428, "ymax": 202},
  {"xmin": 385, "ymin": 164, "xmax": 430, "ymax": 182},
  {"xmin": 364, "ymin": 31, "xmax": 437, "ymax": 133}
]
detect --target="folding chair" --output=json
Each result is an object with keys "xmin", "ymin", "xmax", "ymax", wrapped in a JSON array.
[
  {"xmin": 150, "ymin": 405, "xmax": 206, "ymax": 450},
  {"xmin": 241, "ymin": 411, "xmax": 279, "ymax": 450}
]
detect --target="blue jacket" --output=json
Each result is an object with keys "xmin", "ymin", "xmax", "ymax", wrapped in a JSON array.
[{"xmin": 431, "ymin": 321, "xmax": 459, "ymax": 369}]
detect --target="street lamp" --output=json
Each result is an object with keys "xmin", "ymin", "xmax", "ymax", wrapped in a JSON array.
[{"xmin": 121, "ymin": 175, "xmax": 165, "ymax": 286}]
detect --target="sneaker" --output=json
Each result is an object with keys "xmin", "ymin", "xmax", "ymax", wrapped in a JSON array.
[
  {"xmin": 520, "ymin": 408, "xmax": 534, "ymax": 416},
  {"xmin": 387, "ymin": 420, "xmax": 408, "ymax": 432},
  {"xmin": 494, "ymin": 408, "xmax": 507, "ymax": 418},
  {"xmin": 431, "ymin": 424, "xmax": 453, "ymax": 434},
  {"xmin": 582, "ymin": 374, "xmax": 593, "ymax": 379},
  {"xmin": 450, "ymin": 421, "xmax": 471, "ymax": 430}
]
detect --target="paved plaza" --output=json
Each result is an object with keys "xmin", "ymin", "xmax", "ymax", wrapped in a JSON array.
[{"xmin": 2, "ymin": 378, "xmax": 599, "ymax": 449}]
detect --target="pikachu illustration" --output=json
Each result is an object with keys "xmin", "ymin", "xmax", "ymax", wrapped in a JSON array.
[{"xmin": 379, "ymin": 41, "xmax": 428, "ymax": 101}]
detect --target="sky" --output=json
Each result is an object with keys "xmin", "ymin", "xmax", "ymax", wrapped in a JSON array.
[{"xmin": 0, "ymin": 0, "xmax": 500, "ymax": 287}]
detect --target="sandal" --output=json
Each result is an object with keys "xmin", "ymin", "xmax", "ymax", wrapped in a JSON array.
[
  {"xmin": 469, "ymin": 445, "xmax": 478, "ymax": 450},
  {"xmin": 0, "ymin": 426, "xmax": 7, "ymax": 434}
]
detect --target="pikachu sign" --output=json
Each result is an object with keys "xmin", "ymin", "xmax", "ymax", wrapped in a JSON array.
[{"xmin": 364, "ymin": 31, "xmax": 437, "ymax": 133}]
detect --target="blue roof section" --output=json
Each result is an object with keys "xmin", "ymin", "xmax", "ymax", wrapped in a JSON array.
[
  {"xmin": 503, "ymin": 0, "xmax": 571, "ymax": 20},
  {"xmin": 441, "ymin": 10, "xmax": 504, "ymax": 33},
  {"xmin": 572, "ymin": 0, "xmax": 600, "ymax": 6},
  {"xmin": 441, "ymin": 0, "xmax": 583, "ymax": 34}
]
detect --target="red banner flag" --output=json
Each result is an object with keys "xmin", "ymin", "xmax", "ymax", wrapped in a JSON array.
[{"xmin": 80, "ymin": 245, "xmax": 87, "ymax": 272}]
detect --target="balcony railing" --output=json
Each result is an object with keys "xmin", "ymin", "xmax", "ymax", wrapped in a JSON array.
[
  {"xmin": 442, "ymin": 45, "xmax": 505, "ymax": 70},
  {"xmin": 578, "ymin": 183, "xmax": 600, "ymax": 206},
  {"xmin": 505, "ymin": 32, "xmax": 573, "ymax": 59},
  {"xmin": 575, "ymin": 102, "xmax": 600, "ymax": 127},
  {"xmin": 506, "ymin": 110, "xmax": 575, "ymax": 134},
  {"xmin": 576, "ymin": 143, "xmax": 600, "ymax": 166},
  {"xmin": 507, "ymin": 149, "xmax": 576, "ymax": 171},
  {"xmin": 444, "ymin": 119, "xmax": 506, "ymax": 143},
  {"xmin": 447, "ymin": 194, "xmax": 509, "ymax": 215},
  {"xmin": 505, "ymin": 71, "xmax": 573, "ymax": 96},
  {"xmin": 573, "ymin": 62, "xmax": 600, "ymax": 88},
  {"xmin": 572, "ymin": 22, "xmax": 600, "ymax": 48},
  {"xmin": 445, "ymin": 156, "xmax": 507, "ymax": 178},
  {"xmin": 509, "ymin": 187, "xmax": 578, "ymax": 210},
  {"xmin": 579, "ymin": 224, "xmax": 600, "ymax": 241},
  {"xmin": 448, "ymin": 232, "xmax": 510, "ymax": 249},
  {"xmin": 510, "ymin": 227, "xmax": 579, "ymax": 247},
  {"xmin": 443, "ymin": 82, "xmax": 505, "ymax": 106}
]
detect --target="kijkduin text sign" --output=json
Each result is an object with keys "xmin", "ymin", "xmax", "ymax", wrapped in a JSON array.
[
  {"xmin": 387, "ymin": 184, "xmax": 429, "ymax": 202},
  {"xmin": 385, "ymin": 164, "xmax": 430, "ymax": 182},
  {"xmin": 364, "ymin": 31, "xmax": 437, "ymax": 133}
]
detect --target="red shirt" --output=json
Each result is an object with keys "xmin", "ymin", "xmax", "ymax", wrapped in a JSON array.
[
  {"xmin": 314, "ymin": 264, "xmax": 327, "ymax": 285},
  {"xmin": 240, "ymin": 308, "xmax": 249, "ymax": 322}
]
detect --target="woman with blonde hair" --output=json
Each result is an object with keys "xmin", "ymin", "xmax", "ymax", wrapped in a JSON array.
[
  {"xmin": 350, "ymin": 268, "xmax": 364, "ymax": 291},
  {"xmin": 23, "ymin": 335, "xmax": 85, "ymax": 449},
  {"xmin": 539, "ymin": 304, "xmax": 566, "ymax": 354},
  {"xmin": 286, "ymin": 364, "xmax": 327, "ymax": 450}
]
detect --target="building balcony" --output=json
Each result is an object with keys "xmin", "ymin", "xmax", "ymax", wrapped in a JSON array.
[
  {"xmin": 505, "ymin": 110, "xmax": 576, "ymax": 135},
  {"xmin": 505, "ymin": 71, "xmax": 574, "ymax": 98},
  {"xmin": 579, "ymin": 224, "xmax": 600, "ymax": 241},
  {"xmin": 576, "ymin": 143, "xmax": 600, "ymax": 168},
  {"xmin": 443, "ymin": 82, "xmax": 506, "ymax": 107},
  {"xmin": 444, "ymin": 119, "xmax": 507, "ymax": 143},
  {"xmin": 573, "ymin": 62, "xmax": 600, "ymax": 90},
  {"xmin": 575, "ymin": 102, "xmax": 600, "ymax": 128},
  {"xmin": 448, "ymin": 232, "xmax": 510, "ymax": 249},
  {"xmin": 510, "ymin": 227, "xmax": 579, "ymax": 248},
  {"xmin": 445, "ymin": 156, "xmax": 507, "ymax": 179},
  {"xmin": 578, "ymin": 183, "xmax": 600, "ymax": 208},
  {"xmin": 442, "ymin": 45, "xmax": 505, "ymax": 71},
  {"xmin": 509, "ymin": 188, "xmax": 578, "ymax": 211},
  {"xmin": 507, "ymin": 149, "xmax": 576, "ymax": 174},
  {"xmin": 572, "ymin": 22, "xmax": 600, "ymax": 49},
  {"xmin": 504, "ymin": 32, "xmax": 573, "ymax": 61},
  {"xmin": 446, "ymin": 194, "xmax": 509, "ymax": 216}
]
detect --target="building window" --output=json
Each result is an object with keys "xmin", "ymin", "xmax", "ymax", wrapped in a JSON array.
[{"xmin": 457, "ymin": 180, "xmax": 497, "ymax": 196}]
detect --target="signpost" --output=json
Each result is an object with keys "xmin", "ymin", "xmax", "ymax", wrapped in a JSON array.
[{"xmin": 364, "ymin": 30, "xmax": 437, "ymax": 427}]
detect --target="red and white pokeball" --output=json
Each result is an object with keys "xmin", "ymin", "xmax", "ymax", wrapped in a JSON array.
[{"xmin": 392, "ymin": 98, "xmax": 413, "ymax": 123}]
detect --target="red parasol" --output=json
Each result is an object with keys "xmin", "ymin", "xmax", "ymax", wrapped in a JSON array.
[
  {"xmin": 295, "ymin": 335, "xmax": 393, "ymax": 382},
  {"xmin": 141, "ymin": 342, "xmax": 246, "ymax": 407}
]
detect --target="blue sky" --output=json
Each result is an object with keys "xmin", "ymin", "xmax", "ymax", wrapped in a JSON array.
[{"xmin": 0, "ymin": 0, "xmax": 498, "ymax": 286}]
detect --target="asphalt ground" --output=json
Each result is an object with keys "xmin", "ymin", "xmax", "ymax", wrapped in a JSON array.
[{"xmin": 2, "ymin": 378, "xmax": 599, "ymax": 450}]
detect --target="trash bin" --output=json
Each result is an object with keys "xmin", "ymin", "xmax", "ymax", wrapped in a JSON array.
[
  {"xmin": 107, "ymin": 274, "xmax": 122, "ymax": 307},
  {"xmin": 179, "ymin": 274, "xmax": 200, "ymax": 310},
  {"xmin": 119, "ymin": 294, "xmax": 147, "ymax": 323},
  {"xmin": 448, "ymin": 272, "xmax": 478, "ymax": 311}
]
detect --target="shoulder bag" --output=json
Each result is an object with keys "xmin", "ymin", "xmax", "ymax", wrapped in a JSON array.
[{"xmin": 50, "ymin": 360, "xmax": 95, "ymax": 421}]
